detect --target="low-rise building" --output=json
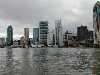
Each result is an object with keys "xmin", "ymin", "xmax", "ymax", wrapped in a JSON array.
[
  {"xmin": 77, "ymin": 26, "xmax": 94, "ymax": 44},
  {"xmin": 20, "ymin": 36, "xmax": 26, "ymax": 48},
  {"xmin": 13, "ymin": 40, "xmax": 19, "ymax": 48},
  {"xmin": 64, "ymin": 31, "xmax": 79, "ymax": 47},
  {"xmin": 64, "ymin": 31, "xmax": 72, "ymax": 47},
  {"xmin": 0, "ymin": 38, "xmax": 5, "ymax": 48}
]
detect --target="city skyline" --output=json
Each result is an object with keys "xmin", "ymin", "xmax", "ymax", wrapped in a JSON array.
[
  {"xmin": 0, "ymin": 1, "xmax": 99, "ymax": 75},
  {"xmin": 0, "ymin": 0, "xmax": 98, "ymax": 39}
]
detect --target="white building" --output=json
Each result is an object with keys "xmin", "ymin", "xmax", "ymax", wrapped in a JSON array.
[
  {"xmin": 93, "ymin": 1, "xmax": 100, "ymax": 45},
  {"xmin": 47, "ymin": 30, "xmax": 54, "ymax": 46},
  {"xmin": 55, "ymin": 19, "xmax": 64, "ymax": 47}
]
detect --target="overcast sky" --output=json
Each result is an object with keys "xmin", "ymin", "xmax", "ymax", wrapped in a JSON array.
[{"xmin": 0, "ymin": 0, "xmax": 97, "ymax": 39}]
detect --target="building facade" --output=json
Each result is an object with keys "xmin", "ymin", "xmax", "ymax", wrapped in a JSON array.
[
  {"xmin": 77, "ymin": 26, "xmax": 89, "ymax": 42},
  {"xmin": 55, "ymin": 19, "xmax": 64, "ymax": 47},
  {"xmin": 77, "ymin": 25, "xmax": 94, "ymax": 44},
  {"xmin": 13, "ymin": 40, "xmax": 19, "ymax": 48},
  {"xmin": 47, "ymin": 30, "xmax": 54, "ymax": 46},
  {"xmin": 6, "ymin": 25, "xmax": 13, "ymax": 46},
  {"xmin": 33, "ymin": 28, "xmax": 39, "ymax": 45},
  {"xmin": 20, "ymin": 36, "xmax": 26, "ymax": 48},
  {"xmin": 24, "ymin": 28, "xmax": 29, "ymax": 47},
  {"xmin": 39, "ymin": 21, "xmax": 48, "ymax": 46},
  {"xmin": 64, "ymin": 31, "xmax": 72, "ymax": 47},
  {"xmin": 0, "ymin": 38, "xmax": 5, "ymax": 47},
  {"xmin": 93, "ymin": 1, "xmax": 100, "ymax": 45},
  {"xmin": 77, "ymin": 26, "xmax": 93, "ymax": 43}
]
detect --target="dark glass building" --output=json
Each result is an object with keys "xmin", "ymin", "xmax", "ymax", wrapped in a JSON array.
[
  {"xmin": 6, "ymin": 25, "xmax": 13, "ymax": 46},
  {"xmin": 77, "ymin": 26, "xmax": 88, "ymax": 41},
  {"xmin": 77, "ymin": 26, "xmax": 93, "ymax": 43}
]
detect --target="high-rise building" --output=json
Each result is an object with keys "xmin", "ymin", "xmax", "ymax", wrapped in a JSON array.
[
  {"xmin": 77, "ymin": 26, "xmax": 94, "ymax": 43},
  {"xmin": 93, "ymin": 1, "xmax": 100, "ymax": 45},
  {"xmin": 6, "ymin": 25, "xmax": 13, "ymax": 46},
  {"xmin": 39, "ymin": 21, "xmax": 48, "ymax": 46},
  {"xmin": 33, "ymin": 28, "xmax": 39, "ymax": 45},
  {"xmin": 24, "ymin": 28, "xmax": 29, "ymax": 47},
  {"xmin": 55, "ymin": 19, "xmax": 64, "ymax": 47},
  {"xmin": 77, "ymin": 26, "xmax": 88, "ymax": 41}
]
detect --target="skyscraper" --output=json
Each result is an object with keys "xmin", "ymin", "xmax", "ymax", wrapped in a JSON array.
[
  {"xmin": 55, "ymin": 19, "xmax": 64, "ymax": 47},
  {"xmin": 6, "ymin": 25, "xmax": 13, "ymax": 46},
  {"xmin": 39, "ymin": 21, "xmax": 48, "ymax": 46},
  {"xmin": 93, "ymin": 1, "xmax": 100, "ymax": 45},
  {"xmin": 33, "ymin": 28, "xmax": 39, "ymax": 45},
  {"xmin": 24, "ymin": 28, "xmax": 29, "ymax": 47}
]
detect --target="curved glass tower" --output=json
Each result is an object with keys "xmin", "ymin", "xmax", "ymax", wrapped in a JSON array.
[{"xmin": 93, "ymin": 1, "xmax": 100, "ymax": 45}]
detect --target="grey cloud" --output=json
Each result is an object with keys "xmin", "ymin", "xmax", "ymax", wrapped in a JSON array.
[{"xmin": 0, "ymin": 0, "xmax": 97, "ymax": 37}]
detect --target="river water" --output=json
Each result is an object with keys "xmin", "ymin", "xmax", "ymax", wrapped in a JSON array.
[{"xmin": 0, "ymin": 48, "xmax": 99, "ymax": 75}]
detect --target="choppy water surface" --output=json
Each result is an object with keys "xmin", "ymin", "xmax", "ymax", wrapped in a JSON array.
[{"xmin": 0, "ymin": 48, "xmax": 99, "ymax": 75}]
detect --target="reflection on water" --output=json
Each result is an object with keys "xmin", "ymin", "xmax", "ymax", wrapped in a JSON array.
[
  {"xmin": 6, "ymin": 48, "xmax": 14, "ymax": 75},
  {"xmin": 33, "ymin": 48, "xmax": 48, "ymax": 75},
  {"xmin": 0, "ymin": 48, "xmax": 98, "ymax": 75},
  {"xmin": 94, "ymin": 48, "xmax": 100, "ymax": 75}
]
